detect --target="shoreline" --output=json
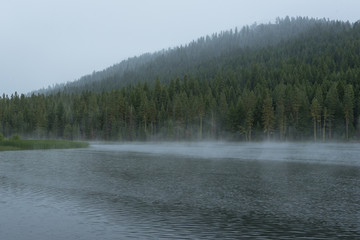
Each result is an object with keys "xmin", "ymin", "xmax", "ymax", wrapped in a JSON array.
[{"xmin": 0, "ymin": 139, "xmax": 89, "ymax": 152}]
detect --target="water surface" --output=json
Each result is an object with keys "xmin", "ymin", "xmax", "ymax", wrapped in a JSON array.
[{"xmin": 0, "ymin": 142, "xmax": 359, "ymax": 239}]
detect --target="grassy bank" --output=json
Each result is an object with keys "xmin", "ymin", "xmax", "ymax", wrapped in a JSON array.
[{"xmin": 0, "ymin": 139, "xmax": 89, "ymax": 151}]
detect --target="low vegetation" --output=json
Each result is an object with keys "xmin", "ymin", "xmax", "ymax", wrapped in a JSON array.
[{"xmin": 0, "ymin": 134, "xmax": 89, "ymax": 151}]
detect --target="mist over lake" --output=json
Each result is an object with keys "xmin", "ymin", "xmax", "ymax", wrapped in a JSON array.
[{"xmin": 0, "ymin": 142, "xmax": 359, "ymax": 239}]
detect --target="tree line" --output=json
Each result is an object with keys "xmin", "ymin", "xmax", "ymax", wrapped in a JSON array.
[{"xmin": 0, "ymin": 74, "xmax": 358, "ymax": 141}]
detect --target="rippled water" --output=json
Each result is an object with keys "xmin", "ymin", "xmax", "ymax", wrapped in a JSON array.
[{"xmin": 0, "ymin": 142, "xmax": 359, "ymax": 239}]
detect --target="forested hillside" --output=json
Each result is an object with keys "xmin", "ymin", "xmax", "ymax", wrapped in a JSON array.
[
  {"xmin": 38, "ymin": 17, "xmax": 326, "ymax": 94},
  {"xmin": 2, "ymin": 17, "xmax": 360, "ymax": 141}
]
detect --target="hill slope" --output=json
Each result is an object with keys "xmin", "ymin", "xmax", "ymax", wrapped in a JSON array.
[
  {"xmin": 3, "ymin": 17, "xmax": 360, "ymax": 141},
  {"xmin": 40, "ymin": 17, "xmax": 331, "ymax": 94}
]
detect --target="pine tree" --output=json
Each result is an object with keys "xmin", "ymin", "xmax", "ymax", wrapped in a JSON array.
[
  {"xmin": 311, "ymin": 98, "xmax": 321, "ymax": 142},
  {"xmin": 262, "ymin": 96, "xmax": 274, "ymax": 140},
  {"xmin": 242, "ymin": 90, "xmax": 256, "ymax": 141},
  {"xmin": 343, "ymin": 84, "xmax": 354, "ymax": 140}
]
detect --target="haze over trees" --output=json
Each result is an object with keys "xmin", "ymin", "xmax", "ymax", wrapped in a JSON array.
[{"xmin": 1, "ymin": 17, "xmax": 360, "ymax": 141}]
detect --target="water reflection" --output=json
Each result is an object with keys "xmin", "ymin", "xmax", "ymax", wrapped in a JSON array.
[{"xmin": 0, "ymin": 143, "xmax": 359, "ymax": 239}]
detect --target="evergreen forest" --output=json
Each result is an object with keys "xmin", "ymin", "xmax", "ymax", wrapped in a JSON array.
[{"xmin": 1, "ymin": 17, "xmax": 360, "ymax": 142}]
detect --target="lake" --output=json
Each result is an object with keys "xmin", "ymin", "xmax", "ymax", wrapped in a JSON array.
[{"xmin": 0, "ymin": 142, "xmax": 359, "ymax": 239}]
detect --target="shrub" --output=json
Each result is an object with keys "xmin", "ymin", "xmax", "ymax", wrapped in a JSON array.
[{"xmin": 11, "ymin": 135, "xmax": 22, "ymax": 141}]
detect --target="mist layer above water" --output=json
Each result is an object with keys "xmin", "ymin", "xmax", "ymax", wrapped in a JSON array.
[{"xmin": 91, "ymin": 142, "xmax": 360, "ymax": 166}]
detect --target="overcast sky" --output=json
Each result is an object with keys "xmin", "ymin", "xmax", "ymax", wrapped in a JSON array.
[{"xmin": 1, "ymin": 0, "xmax": 359, "ymax": 95}]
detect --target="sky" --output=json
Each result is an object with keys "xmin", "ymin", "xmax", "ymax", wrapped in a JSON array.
[{"xmin": 1, "ymin": 0, "xmax": 359, "ymax": 95}]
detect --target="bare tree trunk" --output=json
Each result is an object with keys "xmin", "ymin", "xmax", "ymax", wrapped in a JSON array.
[
  {"xmin": 199, "ymin": 116, "xmax": 203, "ymax": 140},
  {"xmin": 151, "ymin": 122, "xmax": 153, "ymax": 136},
  {"xmin": 144, "ymin": 118, "xmax": 147, "ymax": 134},
  {"xmin": 211, "ymin": 111, "xmax": 216, "ymax": 138},
  {"xmin": 322, "ymin": 119, "xmax": 326, "ymax": 142},
  {"xmin": 314, "ymin": 120, "xmax": 317, "ymax": 142}
]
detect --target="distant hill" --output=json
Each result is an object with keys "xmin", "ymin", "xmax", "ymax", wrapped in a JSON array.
[{"xmin": 36, "ymin": 16, "xmax": 336, "ymax": 94}]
